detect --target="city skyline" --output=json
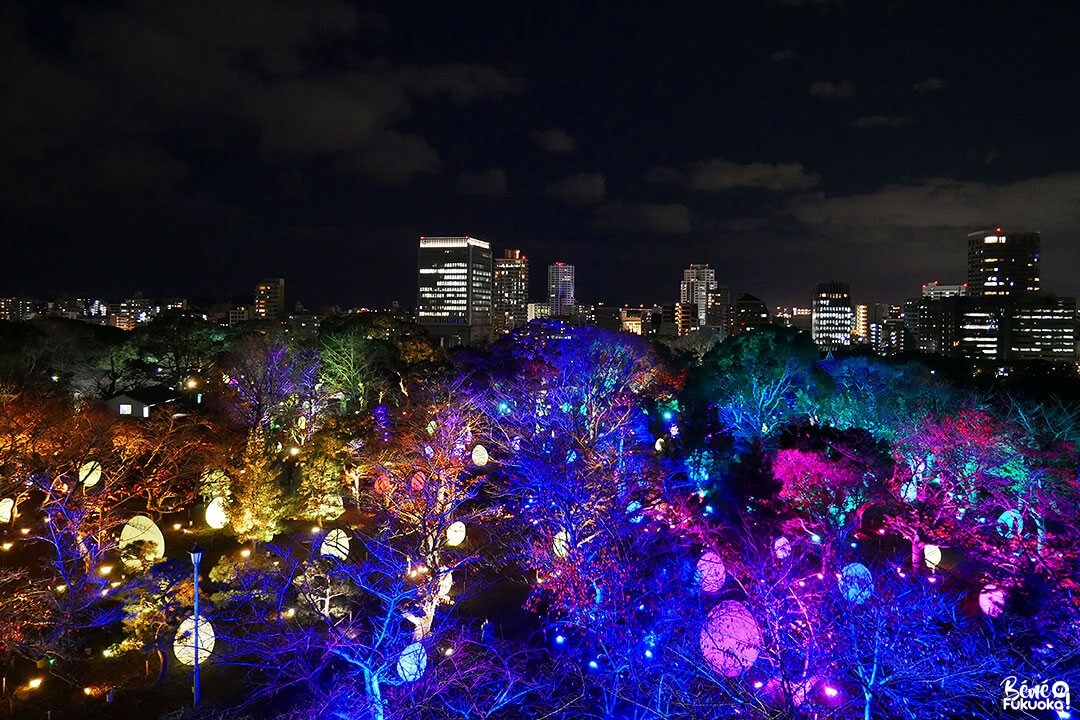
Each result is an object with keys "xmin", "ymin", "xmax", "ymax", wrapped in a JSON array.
[{"xmin": 5, "ymin": 4, "xmax": 1080, "ymax": 307}]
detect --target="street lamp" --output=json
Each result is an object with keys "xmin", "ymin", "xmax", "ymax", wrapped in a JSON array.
[{"xmin": 189, "ymin": 542, "xmax": 203, "ymax": 707}]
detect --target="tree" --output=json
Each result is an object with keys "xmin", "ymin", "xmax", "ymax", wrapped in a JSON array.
[{"xmin": 684, "ymin": 327, "xmax": 827, "ymax": 451}]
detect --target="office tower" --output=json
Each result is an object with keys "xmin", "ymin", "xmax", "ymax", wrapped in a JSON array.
[
  {"xmin": 1008, "ymin": 296, "xmax": 1077, "ymax": 361},
  {"xmin": 417, "ymin": 236, "xmax": 493, "ymax": 346},
  {"xmin": 811, "ymin": 282, "xmax": 853, "ymax": 351},
  {"xmin": 254, "ymin": 278, "xmax": 285, "ymax": 320},
  {"xmin": 733, "ymin": 294, "xmax": 770, "ymax": 334},
  {"xmin": 922, "ymin": 281, "xmax": 968, "ymax": 300},
  {"xmin": 680, "ymin": 264, "xmax": 717, "ymax": 328},
  {"xmin": 706, "ymin": 286, "xmax": 732, "ymax": 336},
  {"xmin": 967, "ymin": 229, "xmax": 1040, "ymax": 297},
  {"xmin": 548, "ymin": 262, "xmax": 576, "ymax": 317},
  {"xmin": 493, "ymin": 249, "xmax": 529, "ymax": 333}
]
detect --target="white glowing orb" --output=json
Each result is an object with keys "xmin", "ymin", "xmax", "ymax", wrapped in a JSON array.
[
  {"xmin": 396, "ymin": 642, "xmax": 427, "ymax": 682},
  {"xmin": 119, "ymin": 515, "xmax": 165, "ymax": 568},
  {"xmin": 923, "ymin": 544, "xmax": 942, "ymax": 569},
  {"xmin": 445, "ymin": 521, "xmax": 466, "ymax": 547},
  {"xmin": 174, "ymin": 615, "xmax": 215, "ymax": 666},
  {"xmin": 320, "ymin": 529, "xmax": 350, "ymax": 560},
  {"xmin": 696, "ymin": 551, "xmax": 727, "ymax": 594},
  {"xmin": 772, "ymin": 537, "xmax": 792, "ymax": 560},
  {"xmin": 838, "ymin": 563, "xmax": 874, "ymax": 604},
  {"xmin": 0, "ymin": 498, "xmax": 13, "ymax": 524},
  {"xmin": 699, "ymin": 601, "xmax": 762, "ymax": 677},
  {"xmin": 437, "ymin": 570, "xmax": 453, "ymax": 598},
  {"xmin": 996, "ymin": 509, "xmax": 1023, "ymax": 538},
  {"xmin": 205, "ymin": 497, "xmax": 228, "ymax": 530},
  {"xmin": 79, "ymin": 461, "xmax": 102, "ymax": 488},
  {"xmin": 979, "ymin": 585, "xmax": 1006, "ymax": 617},
  {"xmin": 471, "ymin": 444, "xmax": 489, "ymax": 467},
  {"xmin": 654, "ymin": 438, "xmax": 664, "ymax": 452},
  {"xmin": 553, "ymin": 530, "xmax": 571, "ymax": 559}
]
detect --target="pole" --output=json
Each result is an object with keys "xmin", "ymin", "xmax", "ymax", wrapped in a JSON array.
[{"xmin": 190, "ymin": 543, "xmax": 203, "ymax": 708}]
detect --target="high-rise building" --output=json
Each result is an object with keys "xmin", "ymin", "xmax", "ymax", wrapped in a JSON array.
[
  {"xmin": 1008, "ymin": 296, "xmax": 1076, "ymax": 361},
  {"xmin": 493, "ymin": 249, "xmax": 529, "ymax": 333},
  {"xmin": 254, "ymin": 278, "xmax": 285, "ymax": 320},
  {"xmin": 922, "ymin": 280, "xmax": 968, "ymax": 300},
  {"xmin": 706, "ymin": 286, "xmax": 732, "ymax": 336},
  {"xmin": 853, "ymin": 304, "xmax": 869, "ymax": 343},
  {"xmin": 811, "ymin": 282, "xmax": 853, "ymax": 351},
  {"xmin": 734, "ymin": 294, "xmax": 770, "ymax": 335},
  {"xmin": 417, "ymin": 236, "xmax": 493, "ymax": 346},
  {"xmin": 548, "ymin": 262, "xmax": 576, "ymax": 317},
  {"xmin": 967, "ymin": 229, "xmax": 1040, "ymax": 297},
  {"xmin": 679, "ymin": 264, "xmax": 717, "ymax": 328}
]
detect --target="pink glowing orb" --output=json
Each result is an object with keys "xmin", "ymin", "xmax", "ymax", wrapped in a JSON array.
[
  {"xmin": 699, "ymin": 600, "xmax": 762, "ymax": 676},
  {"xmin": 696, "ymin": 551, "xmax": 727, "ymax": 593},
  {"xmin": 979, "ymin": 584, "xmax": 1006, "ymax": 617}
]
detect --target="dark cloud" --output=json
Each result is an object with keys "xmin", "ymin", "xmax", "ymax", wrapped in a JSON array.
[
  {"xmin": 687, "ymin": 158, "xmax": 820, "ymax": 192},
  {"xmin": 913, "ymin": 76, "xmax": 949, "ymax": 93},
  {"xmin": 395, "ymin": 63, "xmax": 526, "ymax": 103},
  {"xmin": 596, "ymin": 202, "xmax": 691, "ymax": 234},
  {"xmin": 769, "ymin": 49, "xmax": 795, "ymax": 61},
  {"xmin": 645, "ymin": 166, "xmax": 685, "ymax": 184},
  {"xmin": 333, "ymin": 130, "xmax": 443, "ymax": 185},
  {"xmin": 808, "ymin": 79, "xmax": 855, "ymax": 99},
  {"xmin": 853, "ymin": 115, "xmax": 912, "ymax": 129},
  {"xmin": 531, "ymin": 128, "xmax": 576, "ymax": 154},
  {"xmin": 456, "ymin": 169, "xmax": 510, "ymax": 196},
  {"xmin": 547, "ymin": 173, "xmax": 606, "ymax": 204},
  {"xmin": 789, "ymin": 173, "xmax": 1080, "ymax": 233}
]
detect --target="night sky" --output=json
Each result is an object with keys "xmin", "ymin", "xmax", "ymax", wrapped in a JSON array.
[{"xmin": 4, "ymin": 1, "xmax": 1080, "ymax": 309}]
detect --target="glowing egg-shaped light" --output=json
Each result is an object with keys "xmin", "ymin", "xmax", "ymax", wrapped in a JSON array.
[
  {"xmin": 696, "ymin": 551, "xmax": 727, "ymax": 594},
  {"xmin": 996, "ymin": 509, "xmax": 1023, "ymax": 539},
  {"xmin": 979, "ymin": 585, "xmax": 1006, "ymax": 617},
  {"xmin": 445, "ymin": 521, "xmax": 466, "ymax": 547},
  {"xmin": 426, "ymin": 420, "xmax": 437, "ymax": 435},
  {"xmin": 0, "ymin": 498, "xmax": 14, "ymax": 524},
  {"xmin": 437, "ymin": 570, "xmax": 453, "ymax": 598},
  {"xmin": 79, "ymin": 461, "xmax": 102, "ymax": 488},
  {"xmin": 396, "ymin": 642, "xmax": 427, "ymax": 682},
  {"xmin": 320, "ymin": 528, "xmax": 350, "ymax": 560},
  {"xmin": 119, "ymin": 515, "xmax": 165, "ymax": 568},
  {"xmin": 471, "ymin": 444, "xmax": 489, "ymax": 467},
  {"xmin": 174, "ymin": 615, "xmax": 215, "ymax": 665},
  {"xmin": 923, "ymin": 544, "xmax": 942, "ymax": 569},
  {"xmin": 654, "ymin": 438, "xmax": 664, "ymax": 452},
  {"xmin": 838, "ymin": 563, "xmax": 874, "ymax": 604},
  {"xmin": 699, "ymin": 600, "xmax": 762, "ymax": 677},
  {"xmin": 625, "ymin": 500, "xmax": 644, "ymax": 524},
  {"xmin": 553, "ymin": 530, "xmax": 571, "ymax": 559},
  {"xmin": 772, "ymin": 537, "xmax": 792, "ymax": 560},
  {"xmin": 900, "ymin": 480, "xmax": 917, "ymax": 502},
  {"xmin": 205, "ymin": 497, "xmax": 228, "ymax": 530}
]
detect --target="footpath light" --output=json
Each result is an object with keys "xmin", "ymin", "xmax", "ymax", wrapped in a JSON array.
[{"xmin": 190, "ymin": 542, "xmax": 203, "ymax": 707}]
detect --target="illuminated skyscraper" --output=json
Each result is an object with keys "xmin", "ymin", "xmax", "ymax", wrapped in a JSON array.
[
  {"xmin": 811, "ymin": 282, "xmax": 853, "ymax": 351},
  {"xmin": 493, "ymin": 249, "xmax": 529, "ymax": 333},
  {"xmin": 547, "ymin": 262, "xmax": 575, "ymax": 317},
  {"xmin": 679, "ymin": 263, "xmax": 717, "ymax": 328},
  {"xmin": 254, "ymin": 278, "xmax": 285, "ymax": 320},
  {"xmin": 966, "ymin": 229, "xmax": 1040, "ymax": 296},
  {"xmin": 417, "ymin": 236, "xmax": 492, "ymax": 346}
]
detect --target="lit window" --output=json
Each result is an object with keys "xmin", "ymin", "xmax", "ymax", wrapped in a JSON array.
[{"xmin": 119, "ymin": 404, "xmax": 132, "ymax": 415}]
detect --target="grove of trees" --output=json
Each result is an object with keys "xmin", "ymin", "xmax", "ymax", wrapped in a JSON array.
[{"xmin": 0, "ymin": 315, "xmax": 1077, "ymax": 719}]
